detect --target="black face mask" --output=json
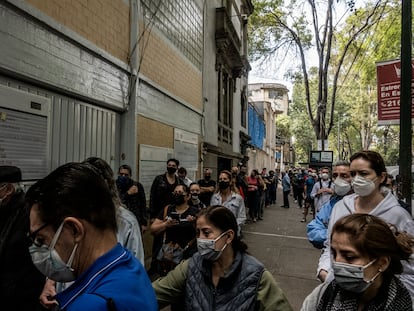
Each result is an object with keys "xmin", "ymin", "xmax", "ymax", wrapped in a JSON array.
[
  {"xmin": 204, "ymin": 176, "xmax": 211, "ymax": 181},
  {"xmin": 117, "ymin": 175, "xmax": 133, "ymax": 192},
  {"xmin": 173, "ymin": 194, "xmax": 186, "ymax": 205},
  {"xmin": 167, "ymin": 167, "xmax": 177, "ymax": 175},
  {"xmin": 218, "ymin": 181, "xmax": 230, "ymax": 190}
]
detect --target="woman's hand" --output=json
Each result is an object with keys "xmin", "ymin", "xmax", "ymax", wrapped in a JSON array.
[
  {"xmin": 185, "ymin": 215, "xmax": 196, "ymax": 222},
  {"xmin": 165, "ymin": 217, "xmax": 179, "ymax": 227}
]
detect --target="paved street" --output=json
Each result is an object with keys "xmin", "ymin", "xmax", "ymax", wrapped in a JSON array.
[
  {"xmin": 146, "ymin": 185, "xmax": 322, "ymax": 311},
  {"xmin": 242, "ymin": 186, "xmax": 321, "ymax": 311}
]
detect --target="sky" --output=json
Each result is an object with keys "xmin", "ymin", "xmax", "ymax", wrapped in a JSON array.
[{"xmin": 248, "ymin": 0, "xmax": 366, "ymax": 94}]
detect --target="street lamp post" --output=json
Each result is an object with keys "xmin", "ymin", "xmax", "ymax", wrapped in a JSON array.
[{"xmin": 337, "ymin": 113, "xmax": 341, "ymax": 161}]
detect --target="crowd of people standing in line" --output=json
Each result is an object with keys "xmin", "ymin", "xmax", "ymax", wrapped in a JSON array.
[{"xmin": 1, "ymin": 149, "xmax": 414, "ymax": 310}]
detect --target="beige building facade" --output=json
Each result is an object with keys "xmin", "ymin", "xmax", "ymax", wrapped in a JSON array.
[
  {"xmin": 0, "ymin": 0, "xmax": 253, "ymax": 192},
  {"xmin": 248, "ymin": 83, "xmax": 290, "ymax": 173}
]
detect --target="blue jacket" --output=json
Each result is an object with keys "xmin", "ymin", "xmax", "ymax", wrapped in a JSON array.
[
  {"xmin": 282, "ymin": 175, "xmax": 290, "ymax": 192},
  {"xmin": 56, "ymin": 243, "xmax": 157, "ymax": 311},
  {"xmin": 306, "ymin": 195, "xmax": 342, "ymax": 249}
]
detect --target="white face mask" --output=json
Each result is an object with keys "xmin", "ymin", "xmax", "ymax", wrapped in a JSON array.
[
  {"xmin": 321, "ymin": 173, "xmax": 329, "ymax": 180},
  {"xmin": 352, "ymin": 175, "xmax": 377, "ymax": 197},
  {"xmin": 29, "ymin": 222, "xmax": 78, "ymax": 282},
  {"xmin": 197, "ymin": 231, "xmax": 228, "ymax": 261},
  {"xmin": 333, "ymin": 258, "xmax": 380, "ymax": 293},
  {"xmin": 333, "ymin": 177, "xmax": 351, "ymax": 196}
]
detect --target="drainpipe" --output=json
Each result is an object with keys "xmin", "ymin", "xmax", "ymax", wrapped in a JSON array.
[{"xmin": 119, "ymin": 0, "xmax": 139, "ymax": 178}]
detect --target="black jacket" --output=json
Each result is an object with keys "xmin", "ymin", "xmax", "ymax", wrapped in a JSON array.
[
  {"xmin": 117, "ymin": 180, "xmax": 148, "ymax": 227},
  {"xmin": 149, "ymin": 174, "xmax": 182, "ymax": 219},
  {"xmin": 0, "ymin": 190, "xmax": 46, "ymax": 310}
]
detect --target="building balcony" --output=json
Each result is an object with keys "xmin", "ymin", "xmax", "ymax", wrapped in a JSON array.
[{"xmin": 215, "ymin": 7, "xmax": 245, "ymax": 77}]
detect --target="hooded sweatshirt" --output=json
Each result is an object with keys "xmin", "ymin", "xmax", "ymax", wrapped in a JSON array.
[{"xmin": 317, "ymin": 191, "xmax": 414, "ymax": 297}]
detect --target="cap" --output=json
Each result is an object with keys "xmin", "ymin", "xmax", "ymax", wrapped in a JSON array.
[{"xmin": 0, "ymin": 166, "xmax": 22, "ymax": 183}]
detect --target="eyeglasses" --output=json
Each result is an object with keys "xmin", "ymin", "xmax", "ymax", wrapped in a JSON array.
[{"xmin": 27, "ymin": 223, "xmax": 49, "ymax": 247}]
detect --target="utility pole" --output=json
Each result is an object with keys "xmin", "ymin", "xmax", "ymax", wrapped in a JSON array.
[{"xmin": 399, "ymin": 0, "xmax": 412, "ymax": 211}]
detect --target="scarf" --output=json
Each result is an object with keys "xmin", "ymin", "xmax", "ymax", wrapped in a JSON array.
[{"xmin": 317, "ymin": 277, "xmax": 412, "ymax": 311}]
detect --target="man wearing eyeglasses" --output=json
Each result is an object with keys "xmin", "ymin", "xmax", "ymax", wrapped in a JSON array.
[
  {"xmin": 25, "ymin": 163, "xmax": 157, "ymax": 311},
  {"xmin": 0, "ymin": 166, "xmax": 45, "ymax": 310}
]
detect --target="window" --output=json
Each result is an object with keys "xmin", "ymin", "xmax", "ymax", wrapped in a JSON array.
[
  {"xmin": 141, "ymin": 0, "xmax": 203, "ymax": 69},
  {"xmin": 268, "ymin": 89, "xmax": 283, "ymax": 99},
  {"xmin": 217, "ymin": 66, "xmax": 234, "ymax": 144}
]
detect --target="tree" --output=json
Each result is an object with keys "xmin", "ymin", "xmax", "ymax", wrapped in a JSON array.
[{"xmin": 249, "ymin": 0, "xmax": 390, "ymax": 150}]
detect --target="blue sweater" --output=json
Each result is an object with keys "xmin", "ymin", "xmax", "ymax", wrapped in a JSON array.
[
  {"xmin": 306, "ymin": 195, "xmax": 342, "ymax": 249},
  {"xmin": 56, "ymin": 243, "xmax": 157, "ymax": 311}
]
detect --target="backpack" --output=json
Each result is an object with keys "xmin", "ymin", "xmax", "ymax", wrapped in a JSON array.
[{"xmin": 319, "ymin": 180, "xmax": 332, "ymax": 189}]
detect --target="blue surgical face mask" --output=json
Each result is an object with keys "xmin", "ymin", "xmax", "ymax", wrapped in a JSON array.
[
  {"xmin": 333, "ymin": 258, "xmax": 380, "ymax": 293},
  {"xmin": 29, "ymin": 222, "xmax": 78, "ymax": 282},
  {"xmin": 197, "ymin": 231, "xmax": 229, "ymax": 261}
]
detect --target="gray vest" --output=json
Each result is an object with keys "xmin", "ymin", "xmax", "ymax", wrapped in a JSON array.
[{"xmin": 185, "ymin": 251, "xmax": 264, "ymax": 311}]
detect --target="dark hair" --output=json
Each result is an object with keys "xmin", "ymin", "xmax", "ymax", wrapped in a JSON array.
[
  {"xmin": 350, "ymin": 150, "xmax": 386, "ymax": 177},
  {"xmin": 26, "ymin": 162, "xmax": 117, "ymax": 232},
  {"xmin": 189, "ymin": 182, "xmax": 199, "ymax": 189},
  {"xmin": 197, "ymin": 206, "xmax": 247, "ymax": 253},
  {"xmin": 118, "ymin": 164, "xmax": 132, "ymax": 175},
  {"xmin": 84, "ymin": 157, "xmax": 121, "ymax": 206},
  {"xmin": 167, "ymin": 158, "xmax": 179, "ymax": 167},
  {"xmin": 332, "ymin": 214, "xmax": 414, "ymax": 279},
  {"xmin": 174, "ymin": 183, "xmax": 189, "ymax": 193},
  {"xmin": 178, "ymin": 167, "xmax": 187, "ymax": 174}
]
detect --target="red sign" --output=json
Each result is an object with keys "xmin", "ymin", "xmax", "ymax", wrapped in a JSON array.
[{"xmin": 376, "ymin": 59, "xmax": 414, "ymax": 125}]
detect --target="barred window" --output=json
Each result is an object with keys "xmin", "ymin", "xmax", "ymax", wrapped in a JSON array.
[{"xmin": 141, "ymin": 0, "xmax": 203, "ymax": 69}]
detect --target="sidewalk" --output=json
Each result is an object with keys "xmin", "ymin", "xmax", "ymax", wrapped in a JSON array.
[
  {"xmin": 145, "ymin": 185, "xmax": 322, "ymax": 311},
  {"xmin": 242, "ymin": 186, "xmax": 321, "ymax": 311}
]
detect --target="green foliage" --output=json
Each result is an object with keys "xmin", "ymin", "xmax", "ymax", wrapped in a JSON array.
[{"xmin": 249, "ymin": 0, "xmax": 395, "ymax": 149}]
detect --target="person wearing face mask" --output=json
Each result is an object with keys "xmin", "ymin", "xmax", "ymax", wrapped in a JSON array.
[
  {"xmin": 152, "ymin": 206, "xmax": 293, "ymax": 311},
  {"xmin": 302, "ymin": 214, "xmax": 413, "ymax": 311},
  {"xmin": 210, "ymin": 170, "xmax": 246, "ymax": 235},
  {"xmin": 150, "ymin": 184, "xmax": 198, "ymax": 277},
  {"xmin": 0, "ymin": 166, "xmax": 46, "ymax": 310},
  {"xmin": 197, "ymin": 168, "xmax": 216, "ymax": 207},
  {"xmin": 188, "ymin": 182, "xmax": 206, "ymax": 211},
  {"xmin": 310, "ymin": 167, "xmax": 334, "ymax": 213},
  {"xmin": 26, "ymin": 162, "xmax": 157, "ymax": 311},
  {"xmin": 306, "ymin": 161, "xmax": 353, "ymax": 247},
  {"xmin": 39, "ymin": 158, "xmax": 146, "ymax": 309},
  {"xmin": 148, "ymin": 158, "xmax": 182, "ymax": 277},
  {"xmin": 116, "ymin": 164, "xmax": 148, "ymax": 234},
  {"xmin": 316, "ymin": 151, "xmax": 414, "ymax": 298}
]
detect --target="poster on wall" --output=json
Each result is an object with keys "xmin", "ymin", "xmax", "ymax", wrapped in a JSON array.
[
  {"xmin": 174, "ymin": 129, "xmax": 198, "ymax": 181},
  {"xmin": 376, "ymin": 58, "xmax": 414, "ymax": 125},
  {"xmin": 139, "ymin": 144, "xmax": 174, "ymax": 196}
]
